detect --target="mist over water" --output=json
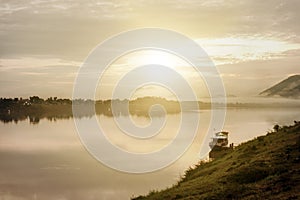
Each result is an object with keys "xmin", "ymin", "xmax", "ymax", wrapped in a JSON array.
[
  {"xmin": 202, "ymin": 96, "xmax": 300, "ymax": 105},
  {"xmin": 0, "ymin": 108, "xmax": 299, "ymax": 199}
]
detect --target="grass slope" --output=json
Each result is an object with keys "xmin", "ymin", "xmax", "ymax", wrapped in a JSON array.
[{"xmin": 133, "ymin": 122, "xmax": 300, "ymax": 200}]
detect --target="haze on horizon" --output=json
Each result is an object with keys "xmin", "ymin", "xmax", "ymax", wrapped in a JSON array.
[{"xmin": 0, "ymin": 0, "xmax": 299, "ymax": 100}]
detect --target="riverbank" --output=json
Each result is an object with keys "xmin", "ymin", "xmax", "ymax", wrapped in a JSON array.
[{"xmin": 133, "ymin": 121, "xmax": 300, "ymax": 199}]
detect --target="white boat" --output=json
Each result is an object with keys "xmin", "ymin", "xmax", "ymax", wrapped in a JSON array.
[{"xmin": 209, "ymin": 131, "xmax": 229, "ymax": 148}]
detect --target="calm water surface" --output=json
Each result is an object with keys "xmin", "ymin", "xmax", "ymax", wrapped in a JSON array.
[{"xmin": 0, "ymin": 108, "xmax": 299, "ymax": 199}]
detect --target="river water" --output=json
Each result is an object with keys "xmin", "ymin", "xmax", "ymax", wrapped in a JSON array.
[{"xmin": 0, "ymin": 108, "xmax": 299, "ymax": 199}]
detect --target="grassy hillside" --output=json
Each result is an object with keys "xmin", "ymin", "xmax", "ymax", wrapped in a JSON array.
[{"xmin": 133, "ymin": 122, "xmax": 300, "ymax": 200}]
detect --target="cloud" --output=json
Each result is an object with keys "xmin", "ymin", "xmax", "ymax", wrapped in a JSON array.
[
  {"xmin": 20, "ymin": 72, "xmax": 48, "ymax": 76},
  {"xmin": 0, "ymin": 57, "xmax": 80, "ymax": 98},
  {"xmin": 197, "ymin": 36, "xmax": 300, "ymax": 65},
  {"xmin": 0, "ymin": 0, "xmax": 299, "ymax": 98},
  {"xmin": 0, "ymin": 57, "xmax": 80, "ymax": 71},
  {"xmin": 0, "ymin": 0, "xmax": 300, "ymax": 61}
]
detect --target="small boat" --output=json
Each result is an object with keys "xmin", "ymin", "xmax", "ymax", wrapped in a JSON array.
[
  {"xmin": 209, "ymin": 131, "xmax": 229, "ymax": 148},
  {"xmin": 209, "ymin": 131, "xmax": 231, "ymax": 159}
]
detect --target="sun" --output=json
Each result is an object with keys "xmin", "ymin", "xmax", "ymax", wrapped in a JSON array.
[
  {"xmin": 97, "ymin": 48, "xmax": 208, "ymax": 100},
  {"xmin": 126, "ymin": 49, "xmax": 188, "ymax": 69}
]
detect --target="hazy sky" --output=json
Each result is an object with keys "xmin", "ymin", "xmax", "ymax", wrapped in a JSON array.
[{"xmin": 0, "ymin": 0, "xmax": 299, "ymax": 99}]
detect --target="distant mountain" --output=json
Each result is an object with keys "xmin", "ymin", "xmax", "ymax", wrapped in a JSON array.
[{"xmin": 259, "ymin": 75, "xmax": 300, "ymax": 98}]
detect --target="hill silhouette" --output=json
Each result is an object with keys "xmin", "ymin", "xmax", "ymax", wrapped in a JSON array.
[{"xmin": 260, "ymin": 75, "xmax": 300, "ymax": 98}]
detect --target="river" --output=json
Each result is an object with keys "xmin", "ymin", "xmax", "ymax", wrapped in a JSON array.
[{"xmin": 0, "ymin": 108, "xmax": 299, "ymax": 199}]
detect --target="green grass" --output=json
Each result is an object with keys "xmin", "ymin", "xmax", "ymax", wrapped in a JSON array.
[{"xmin": 133, "ymin": 121, "xmax": 300, "ymax": 200}]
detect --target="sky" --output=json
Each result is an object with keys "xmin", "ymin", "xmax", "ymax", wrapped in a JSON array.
[{"xmin": 0, "ymin": 0, "xmax": 299, "ymax": 99}]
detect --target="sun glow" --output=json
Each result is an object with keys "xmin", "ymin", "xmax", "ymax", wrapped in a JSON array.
[
  {"xmin": 98, "ymin": 50, "xmax": 208, "ymax": 100},
  {"xmin": 125, "ymin": 50, "xmax": 189, "ymax": 68}
]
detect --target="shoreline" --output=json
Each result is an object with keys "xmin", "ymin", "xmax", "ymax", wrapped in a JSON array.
[{"xmin": 132, "ymin": 121, "xmax": 300, "ymax": 199}]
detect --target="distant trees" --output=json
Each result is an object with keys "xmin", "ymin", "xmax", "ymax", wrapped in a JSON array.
[
  {"xmin": 1, "ymin": 96, "xmax": 181, "ymax": 119},
  {"xmin": 273, "ymin": 124, "xmax": 280, "ymax": 132},
  {"xmin": 0, "ymin": 96, "xmax": 73, "ymax": 107},
  {"xmin": 46, "ymin": 97, "xmax": 53, "ymax": 103},
  {"xmin": 0, "ymin": 96, "xmax": 75, "ymax": 124},
  {"xmin": 29, "ymin": 96, "xmax": 44, "ymax": 103}
]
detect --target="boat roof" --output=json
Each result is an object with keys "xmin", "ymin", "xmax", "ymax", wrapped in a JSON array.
[
  {"xmin": 212, "ymin": 136, "xmax": 227, "ymax": 139},
  {"xmin": 215, "ymin": 131, "xmax": 228, "ymax": 136}
]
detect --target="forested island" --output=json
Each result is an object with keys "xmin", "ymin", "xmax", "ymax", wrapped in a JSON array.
[
  {"xmin": 0, "ymin": 96, "xmax": 183, "ymax": 124},
  {"xmin": 0, "ymin": 96, "xmax": 298, "ymax": 124}
]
